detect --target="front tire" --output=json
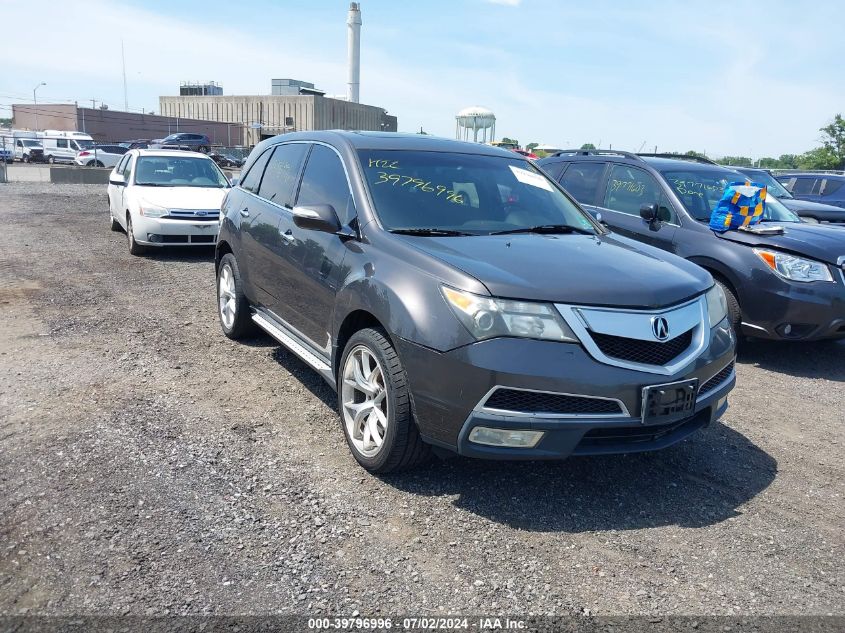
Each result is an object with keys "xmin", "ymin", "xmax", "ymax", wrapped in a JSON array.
[
  {"xmin": 216, "ymin": 253, "xmax": 256, "ymax": 339},
  {"xmin": 338, "ymin": 328, "xmax": 431, "ymax": 473},
  {"xmin": 716, "ymin": 279, "xmax": 741, "ymax": 336},
  {"xmin": 47, "ymin": 155, "xmax": 55, "ymax": 164},
  {"xmin": 126, "ymin": 214, "xmax": 147, "ymax": 256}
]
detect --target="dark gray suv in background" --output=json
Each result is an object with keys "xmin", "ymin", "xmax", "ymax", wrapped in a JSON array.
[
  {"xmin": 215, "ymin": 132, "xmax": 735, "ymax": 473},
  {"xmin": 538, "ymin": 150, "xmax": 845, "ymax": 342}
]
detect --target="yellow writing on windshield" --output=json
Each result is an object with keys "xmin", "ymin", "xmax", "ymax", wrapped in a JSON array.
[
  {"xmin": 373, "ymin": 171, "xmax": 464, "ymax": 204},
  {"xmin": 368, "ymin": 158, "xmax": 400, "ymax": 169}
]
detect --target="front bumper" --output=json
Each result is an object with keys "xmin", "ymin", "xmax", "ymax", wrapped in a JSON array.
[
  {"xmin": 739, "ymin": 268, "xmax": 845, "ymax": 341},
  {"xmin": 131, "ymin": 215, "xmax": 219, "ymax": 247},
  {"xmin": 396, "ymin": 320, "xmax": 735, "ymax": 459}
]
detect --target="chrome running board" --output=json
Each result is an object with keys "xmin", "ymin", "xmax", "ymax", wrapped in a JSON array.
[{"xmin": 252, "ymin": 312, "xmax": 332, "ymax": 374}]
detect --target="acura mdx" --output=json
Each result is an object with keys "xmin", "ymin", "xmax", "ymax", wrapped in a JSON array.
[{"xmin": 215, "ymin": 133, "xmax": 736, "ymax": 472}]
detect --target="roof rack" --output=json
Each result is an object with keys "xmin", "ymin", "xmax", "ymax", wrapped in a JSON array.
[
  {"xmin": 550, "ymin": 149, "xmax": 643, "ymax": 161},
  {"xmin": 636, "ymin": 152, "xmax": 717, "ymax": 165}
]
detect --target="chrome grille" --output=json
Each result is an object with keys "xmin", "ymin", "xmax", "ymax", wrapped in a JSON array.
[
  {"xmin": 591, "ymin": 329, "xmax": 694, "ymax": 366},
  {"xmin": 166, "ymin": 208, "xmax": 219, "ymax": 220}
]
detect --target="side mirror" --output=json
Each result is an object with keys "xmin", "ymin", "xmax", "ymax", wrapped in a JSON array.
[
  {"xmin": 291, "ymin": 204, "xmax": 341, "ymax": 234},
  {"xmin": 639, "ymin": 203, "xmax": 658, "ymax": 222},
  {"xmin": 109, "ymin": 173, "xmax": 125, "ymax": 186},
  {"xmin": 595, "ymin": 211, "xmax": 608, "ymax": 226}
]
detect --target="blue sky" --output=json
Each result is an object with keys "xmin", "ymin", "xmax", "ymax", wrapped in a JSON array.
[{"xmin": 2, "ymin": 0, "xmax": 843, "ymax": 157}]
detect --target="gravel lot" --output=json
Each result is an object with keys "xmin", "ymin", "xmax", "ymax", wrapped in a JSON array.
[{"xmin": 1, "ymin": 183, "xmax": 843, "ymax": 618}]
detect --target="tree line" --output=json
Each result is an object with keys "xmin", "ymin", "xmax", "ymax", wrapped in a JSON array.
[{"xmin": 515, "ymin": 113, "xmax": 845, "ymax": 170}]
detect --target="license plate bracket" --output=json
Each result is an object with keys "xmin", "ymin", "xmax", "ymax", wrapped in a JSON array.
[{"xmin": 641, "ymin": 379, "xmax": 698, "ymax": 425}]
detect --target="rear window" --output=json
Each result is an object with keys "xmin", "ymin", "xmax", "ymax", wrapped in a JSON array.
[{"xmin": 822, "ymin": 179, "xmax": 844, "ymax": 196}]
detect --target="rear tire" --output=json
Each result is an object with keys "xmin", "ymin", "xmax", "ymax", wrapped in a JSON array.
[
  {"xmin": 126, "ymin": 215, "xmax": 147, "ymax": 256},
  {"xmin": 338, "ymin": 328, "xmax": 431, "ymax": 473},
  {"xmin": 199, "ymin": 145, "xmax": 209, "ymax": 154},
  {"xmin": 47, "ymin": 155, "xmax": 55, "ymax": 164},
  {"xmin": 109, "ymin": 208, "xmax": 120, "ymax": 232},
  {"xmin": 216, "ymin": 253, "xmax": 256, "ymax": 339}
]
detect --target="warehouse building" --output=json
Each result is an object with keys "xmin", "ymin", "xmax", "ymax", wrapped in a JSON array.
[
  {"xmin": 12, "ymin": 103, "xmax": 243, "ymax": 145},
  {"xmin": 159, "ymin": 79, "xmax": 397, "ymax": 146}
]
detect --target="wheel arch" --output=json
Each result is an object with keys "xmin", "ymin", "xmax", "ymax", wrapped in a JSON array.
[{"xmin": 334, "ymin": 310, "xmax": 387, "ymax": 378}]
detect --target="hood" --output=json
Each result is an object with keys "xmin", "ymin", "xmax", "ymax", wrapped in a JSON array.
[
  {"xmin": 134, "ymin": 186, "xmax": 227, "ymax": 210},
  {"xmin": 716, "ymin": 223, "xmax": 845, "ymax": 264},
  {"xmin": 779, "ymin": 197, "xmax": 845, "ymax": 215},
  {"xmin": 398, "ymin": 233, "xmax": 712, "ymax": 308}
]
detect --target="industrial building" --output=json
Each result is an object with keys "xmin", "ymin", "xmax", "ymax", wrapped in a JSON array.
[
  {"xmin": 160, "ymin": 80, "xmax": 396, "ymax": 147},
  {"xmin": 180, "ymin": 81, "xmax": 223, "ymax": 96},
  {"xmin": 11, "ymin": 103, "xmax": 244, "ymax": 145}
]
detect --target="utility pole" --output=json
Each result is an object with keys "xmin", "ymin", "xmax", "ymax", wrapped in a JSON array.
[
  {"xmin": 121, "ymin": 39, "xmax": 128, "ymax": 111},
  {"xmin": 32, "ymin": 82, "xmax": 46, "ymax": 131}
]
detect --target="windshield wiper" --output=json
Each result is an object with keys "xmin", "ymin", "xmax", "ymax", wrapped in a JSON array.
[
  {"xmin": 489, "ymin": 224, "xmax": 593, "ymax": 236},
  {"xmin": 390, "ymin": 228, "xmax": 473, "ymax": 237}
]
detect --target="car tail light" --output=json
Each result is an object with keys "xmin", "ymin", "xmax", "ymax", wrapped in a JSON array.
[{"xmin": 79, "ymin": 151, "xmax": 91, "ymax": 157}]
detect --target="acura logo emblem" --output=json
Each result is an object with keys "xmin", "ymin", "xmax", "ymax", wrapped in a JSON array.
[{"xmin": 651, "ymin": 316, "xmax": 670, "ymax": 341}]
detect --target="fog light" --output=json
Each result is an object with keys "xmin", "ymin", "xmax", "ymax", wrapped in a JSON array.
[{"xmin": 468, "ymin": 426, "xmax": 544, "ymax": 448}]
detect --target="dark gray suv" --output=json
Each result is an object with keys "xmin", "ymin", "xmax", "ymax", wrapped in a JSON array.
[
  {"xmin": 538, "ymin": 150, "xmax": 845, "ymax": 342},
  {"xmin": 215, "ymin": 132, "xmax": 736, "ymax": 472}
]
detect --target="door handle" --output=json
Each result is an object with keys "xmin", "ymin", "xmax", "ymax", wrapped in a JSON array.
[
  {"xmin": 239, "ymin": 208, "xmax": 250, "ymax": 218},
  {"xmin": 280, "ymin": 228, "xmax": 295, "ymax": 243}
]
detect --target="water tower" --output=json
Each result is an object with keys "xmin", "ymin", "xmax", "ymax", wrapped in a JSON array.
[{"xmin": 455, "ymin": 106, "xmax": 496, "ymax": 143}]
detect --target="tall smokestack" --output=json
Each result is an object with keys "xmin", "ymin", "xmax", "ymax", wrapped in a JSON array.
[{"xmin": 347, "ymin": 2, "xmax": 361, "ymax": 103}]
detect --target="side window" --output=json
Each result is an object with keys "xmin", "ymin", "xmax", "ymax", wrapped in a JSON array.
[
  {"xmin": 257, "ymin": 143, "xmax": 309, "ymax": 206},
  {"xmin": 602, "ymin": 164, "xmax": 661, "ymax": 216},
  {"xmin": 122, "ymin": 156, "xmax": 135, "ymax": 180},
  {"xmin": 791, "ymin": 177, "xmax": 816, "ymax": 195},
  {"xmin": 821, "ymin": 179, "xmax": 843, "ymax": 196},
  {"xmin": 239, "ymin": 148, "xmax": 273, "ymax": 193},
  {"xmin": 115, "ymin": 154, "xmax": 129, "ymax": 174},
  {"xmin": 296, "ymin": 145, "xmax": 355, "ymax": 224},
  {"xmin": 57, "ymin": 139, "xmax": 68, "ymax": 149},
  {"xmin": 559, "ymin": 162, "xmax": 606, "ymax": 204}
]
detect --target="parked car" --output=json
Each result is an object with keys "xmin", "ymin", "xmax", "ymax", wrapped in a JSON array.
[
  {"xmin": 107, "ymin": 149, "xmax": 231, "ymax": 255},
  {"xmin": 209, "ymin": 151, "xmax": 244, "ymax": 168},
  {"xmin": 0, "ymin": 147, "xmax": 12, "ymax": 163},
  {"xmin": 729, "ymin": 166, "xmax": 845, "ymax": 224},
  {"xmin": 39, "ymin": 130, "xmax": 95, "ymax": 164},
  {"xmin": 775, "ymin": 172, "xmax": 845, "ymax": 211},
  {"xmin": 215, "ymin": 132, "xmax": 736, "ymax": 473},
  {"xmin": 511, "ymin": 148, "xmax": 539, "ymax": 160},
  {"xmin": 14, "ymin": 138, "xmax": 45, "ymax": 163},
  {"xmin": 120, "ymin": 139, "xmax": 152, "ymax": 150},
  {"xmin": 153, "ymin": 133, "xmax": 211, "ymax": 153},
  {"xmin": 538, "ymin": 150, "xmax": 845, "ymax": 342},
  {"xmin": 75, "ymin": 144, "xmax": 128, "ymax": 168}
]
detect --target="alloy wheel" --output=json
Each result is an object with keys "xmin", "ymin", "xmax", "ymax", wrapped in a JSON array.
[
  {"xmin": 218, "ymin": 264, "xmax": 237, "ymax": 329},
  {"xmin": 341, "ymin": 345, "xmax": 389, "ymax": 457}
]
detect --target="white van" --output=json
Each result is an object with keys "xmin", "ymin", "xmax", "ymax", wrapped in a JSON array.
[
  {"xmin": 7, "ymin": 131, "xmax": 46, "ymax": 162},
  {"xmin": 38, "ymin": 130, "xmax": 95, "ymax": 164}
]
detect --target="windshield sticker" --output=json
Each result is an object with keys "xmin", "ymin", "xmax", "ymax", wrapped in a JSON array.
[
  {"xmin": 373, "ymin": 171, "xmax": 465, "ymax": 204},
  {"xmin": 509, "ymin": 165, "xmax": 553, "ymax": 191}
]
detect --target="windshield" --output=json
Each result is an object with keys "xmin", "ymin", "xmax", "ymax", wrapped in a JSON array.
[
  {"xmin": 22, "ymin": 140, "xmax": 41, "ymax": 147},
  {"xmin": 133, "ymin": 156, "xmax": 229, "ymax": 188},
  {"xmin": 358, "ymin": 150, "xmax": 598, "ymax": 235},
  {"xmin": 663, "ymin": 169, "xmax": 800, "ymax": 223}
]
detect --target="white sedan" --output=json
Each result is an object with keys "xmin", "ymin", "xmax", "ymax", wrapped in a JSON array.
[
  {"xmin": 107, "ymin": 149, "xmax": 231, "ymax": 255},
  {"xmin": 75, "ymin": 144, "xmax": 128, "ymax": 168}
]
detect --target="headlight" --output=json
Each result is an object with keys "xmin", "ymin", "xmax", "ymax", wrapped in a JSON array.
[
  {"xmin": 753, "ymin": 249, "xmax": 833, "ymax": 282},
  {"xmin": 705, "ymin": 284, "xmax": 728, "ymax": 327},
  {"xmin": 442, "ymin": 286, "xmax": 579, "ymax": 342},
  {"xmin": 138, "ymin": 202, "xmax": 168, "ymax": 218}
]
